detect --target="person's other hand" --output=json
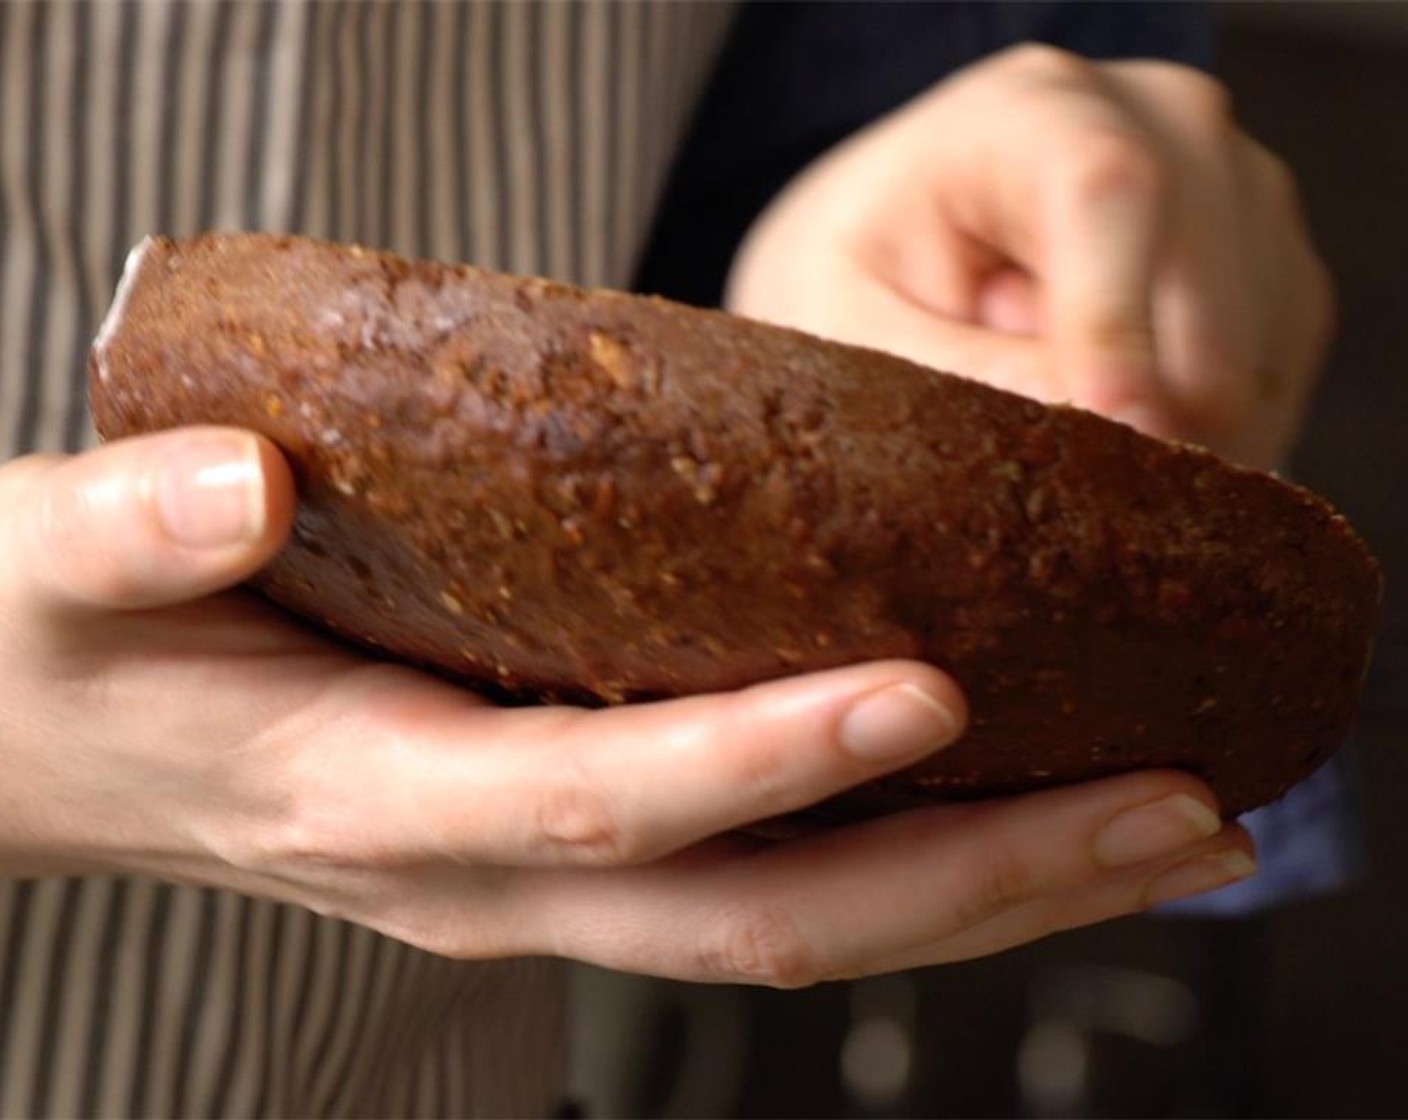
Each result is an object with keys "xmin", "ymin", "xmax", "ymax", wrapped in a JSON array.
[
  {"xmin": 0, "ymin": 428, "xmax": 1253, "ymax": 985},
  {"xmin": 727, "ymin": 44, "xmax": 1333, "ymax": 470}
]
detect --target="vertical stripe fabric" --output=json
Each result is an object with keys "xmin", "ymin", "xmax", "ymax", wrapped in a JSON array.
[{"xmin": 0, "ymin": 1, "xmax": 737, "ymax": 1116}]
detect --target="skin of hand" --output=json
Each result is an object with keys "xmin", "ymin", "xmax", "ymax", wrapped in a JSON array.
[
  {"xmin": 726, "ymin": 44, "xmax": 1335, "ymax": 470},
  {"xmin": 0, "ymin": 426, "xmax": 1256, "ymax": 987}
]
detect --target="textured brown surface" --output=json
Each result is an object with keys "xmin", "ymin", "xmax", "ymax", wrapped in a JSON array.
[{"xmin": 89, "ymin": 233, "xmax": 1382, "ymax": 819}]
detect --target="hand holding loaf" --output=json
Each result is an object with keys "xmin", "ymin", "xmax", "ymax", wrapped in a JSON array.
[{"xmin": 0, "ymin": 422, "xmax": 1256, "ymax": 985}]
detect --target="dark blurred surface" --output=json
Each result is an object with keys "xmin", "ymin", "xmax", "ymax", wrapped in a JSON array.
[{"xmin": 570, "ymin": 7, "xmax": 1408, "ymax": 1117}]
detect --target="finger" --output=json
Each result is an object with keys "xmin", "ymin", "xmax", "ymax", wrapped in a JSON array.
[
  {"xmin": 1037, "ymin": 126, "xmax": 1174, "ymax": 429},
  {"xmin": 735, "ymin": 771, "xmax": 1227, "ymax": 981},
  {"xmin": 0, "ymin": 426, "xmax": 295, "ymax": 614},
  {"xmin": 975, "ymin": 267, "xmax": 1042, "ymax": 337},
  {"xmin": 904, "ymin": 60, "xmax": 1177, "ymax": 428},
  {"xmin": 802, "ymin": 261, "xmax": 1056, "ymax": 398},
  {"xmin": 384, "ymin": 660, "xmax": 967, "ymax": 868},
  {"xmin": 512, "ymin": 769, "xmax": 1231, "ymax": 985},
  {"xmin": 1233, "ymin": 138, "xmax": 1335, "ymax": 463},
  {"xmin": 1096, "ymin": 63, "xmax": 1308, "ymax": 459},
  {"xmin": 1104, "ymin": 67, "xmax": 1264, "ymax": 447},
  {"xmin": 859, "ymin": 825, "xmax": 1256, "ymax": 975},
  {"xmin": 1137, "ymin": 140, "xmax": 1297, "ymax": 464}
]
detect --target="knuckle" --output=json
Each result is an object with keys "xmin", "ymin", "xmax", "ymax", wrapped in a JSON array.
[
  {"xmin": 698, "ymin": 905, "xmax": 821, "ymax": 989},
  {"xmin": 1003, "ymin": 42, "xmax": 1091, "ymax": 86},
  {"xmin": 237, "ymin": 815, "xmax": 339, "ymax": 874},
  {"xmin": 222, "ymin": 779, "xmax": 371, "ymax": 875},
  {"xmin": 377, "ymin": 907, "xmax": 521, "ymax": 962},
  {"xmin": 0, "ymin": 453, "xmax": 61, "ymax": 503},
  {"xmin": 531, "ymin": 768, "xmax": 632, "ymax": 866},
  {"xmin": 1189, "ymin": 74, "xmax": 1234, "ymax": 134},
  {"xmin": 728, "ymin": 734, "xmax": 801, "ymax": 821},
  {"xmin": 209, "ymin": 728, "xmax": 399, "ymax": 877},
  {"xmin": 1161, "ymin": 64, "xmax": 1234, "ymax": 130},
  {"xmin": 1059, "ymin": 128, "xmax": 1164, "ymax": 204},
  {"xmin": 0, "ymin": 460, "xmax": 45, "ymax": 600},
  {"xmin": 26, "ymin": 483, "xmax": 109, "ymax": 601},
  {"xmin": 950, "ymin": 842, "xmax": 1042, "ymax": 929},
  {"xmin": 19, "ymin": 467, "xmax": 155, "ymax": 608},
  {"xmin": 205, "ymin": 803, "xmax": 332, "ymax": 878},
  {"xmin": 34, "ymin": 486, "xmax": 131, "ymax": 604},
  {"xmin": 33, "ymin": 470, "xmax": 85, "ymax": 545}
]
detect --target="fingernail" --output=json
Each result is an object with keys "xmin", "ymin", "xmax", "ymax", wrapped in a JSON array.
[
  {"xmin": 838, "ymin": 683, "xmax": 960, "ymax": 763},
  {"xmin": 1144, "ymin": 849, "xmax": 1258, "ymax": 907},
  {"xmin": 154, "ymin": 434, "xmax": 264, "ymax": 548},
  {"xmin": 1095, "ymin": 793, "xmax": 1222, "ymax": 868}
]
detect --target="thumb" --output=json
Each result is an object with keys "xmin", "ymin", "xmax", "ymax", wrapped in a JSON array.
[
  {"xmin": 1041, "ymin": 144, "xmax": 1175, "ymax": 434},
  {"xmin": 1, "ymin": 427, "xmax": 295, "ymax": 614}
]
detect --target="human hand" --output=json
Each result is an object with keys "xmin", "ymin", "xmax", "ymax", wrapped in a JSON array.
[
  {"xmin": 0, "ymin": 427, "xmax": 1253, "ymax": 985},
  {"xmin": 726, "ymin": 44, "xmax": 1333, "ymax": 469}
]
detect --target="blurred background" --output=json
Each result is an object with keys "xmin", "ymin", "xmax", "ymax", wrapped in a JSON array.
[{"xmin": 567, "ymin": 5, "xmax": 1408, "ymax": 1116}]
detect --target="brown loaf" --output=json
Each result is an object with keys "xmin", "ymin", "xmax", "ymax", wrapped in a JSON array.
[{"xmin": 89, "ymin": 233, "xmax": 1382, "ymax": 820}]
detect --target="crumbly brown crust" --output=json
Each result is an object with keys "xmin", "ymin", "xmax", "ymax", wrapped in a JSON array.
[{"xmin": 90, "ymin": 233, "xmax": 1382, "ymax": 819}]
